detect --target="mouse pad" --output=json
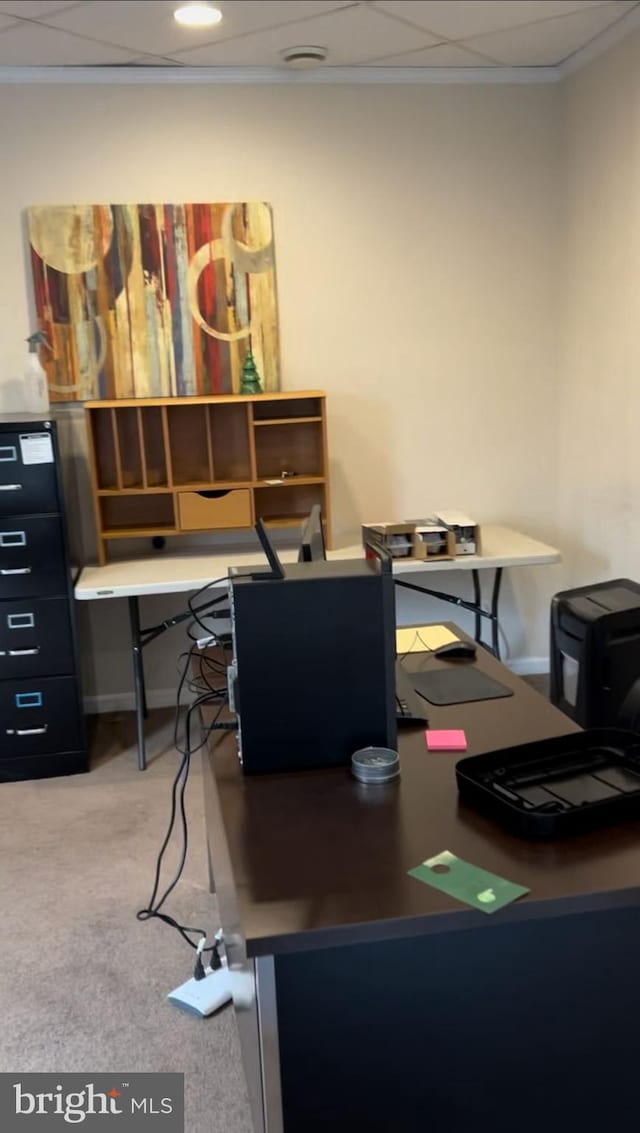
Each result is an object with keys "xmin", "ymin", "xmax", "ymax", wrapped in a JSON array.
[{"xmin": 412, "ymin": 667, "xmax": 514, "ymax": 706}]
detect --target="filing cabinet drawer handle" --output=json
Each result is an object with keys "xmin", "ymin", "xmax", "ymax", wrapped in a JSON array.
[
  {"xmin": 0, "ymin": 568, "xmax": 31, "ymax": 575},
  {"xmin": 0, "ymin": 484, "xmax": 22, "ymax": 491},
  {"xmin": 8, "ymin": 647, "xmax": 40, "ymax": 656},
  {"xmin": 13, "ymin": 726, "xmax": 48, "ymax": 737}
]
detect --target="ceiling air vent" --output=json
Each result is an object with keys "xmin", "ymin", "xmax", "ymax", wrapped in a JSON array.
[{"xmin": 280, "ymin": 45, "xmax": 329, "ymax": 69}]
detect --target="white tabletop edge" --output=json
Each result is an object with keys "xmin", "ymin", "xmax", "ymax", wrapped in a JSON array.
[{"xmin": 74, "ymin": 525, "xmax": 561, "ymax": 600}]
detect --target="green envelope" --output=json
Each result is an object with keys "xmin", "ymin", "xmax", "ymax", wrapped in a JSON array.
[{"xmin": 408, "ymin": 850, "xmax": 530, "ymax": 914}]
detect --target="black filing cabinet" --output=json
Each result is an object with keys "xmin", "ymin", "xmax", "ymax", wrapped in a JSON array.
[{"xmin": 0, "ymin": 417, "xmax": 87, "ymax": 781}]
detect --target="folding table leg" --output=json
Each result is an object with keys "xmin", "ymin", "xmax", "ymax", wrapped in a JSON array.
[{"xmin": 128, "ymin": 596, "xmax": 147, "ymax": 772}]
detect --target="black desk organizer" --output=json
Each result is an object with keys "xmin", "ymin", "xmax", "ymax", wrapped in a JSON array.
[
  {"xmin": 0, "ymin": 417, "xmax": 87, "ymax": 781},
  {"xmin": 456, "ymin": 730, "xmax": 640, "ymax": 839}
]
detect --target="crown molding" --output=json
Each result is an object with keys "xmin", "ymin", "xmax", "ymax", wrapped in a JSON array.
[{"xmin": 0, "ymin": 63, "xmax": 561, "ymax": 85}]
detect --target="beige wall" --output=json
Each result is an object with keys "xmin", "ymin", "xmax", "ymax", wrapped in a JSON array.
[
  {"xmin": 558, "ymin": 30, "xmax": 640, "ymax": 589},
  {"xmin": 0, "ymin": 82, "xmax": 562, "ymax": 705}
]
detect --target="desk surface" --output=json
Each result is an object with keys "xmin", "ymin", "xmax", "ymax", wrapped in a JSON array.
[
  {"xmin": 74, "ymin": 524, "xmax": 560, "ymax": 599},
  {"xmin": 203, "ymin": 639, "xmax": 640, "ymax": 959}
]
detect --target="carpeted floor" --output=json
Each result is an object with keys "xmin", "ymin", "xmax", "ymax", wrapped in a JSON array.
[{"xmin": 0, "ymin": 710, "xmax": 253, "ymax": 1133}]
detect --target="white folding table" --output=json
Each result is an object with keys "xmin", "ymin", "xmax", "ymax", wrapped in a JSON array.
[{"xmin": 74, "ymin": 525, "xmax": 560, "ymax": 770}]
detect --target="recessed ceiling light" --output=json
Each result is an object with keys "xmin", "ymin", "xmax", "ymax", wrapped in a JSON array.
[{"xmin": 174, "ymin": 3, "xmax": 222, "ymax": 28}]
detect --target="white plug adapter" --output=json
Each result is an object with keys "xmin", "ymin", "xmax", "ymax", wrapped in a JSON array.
[{"xmin": 168, "ymin": 965, "xmax": 231, "ymax": 1017}]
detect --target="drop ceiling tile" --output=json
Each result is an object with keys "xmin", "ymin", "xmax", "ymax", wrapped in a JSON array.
[
  {"xmin": 43, "ymin": 0, "xmax": 355, "ymax": 58},
  {"xmin": 0, "ymin": 19, "xmax": 139, "ymax": 63},
  {"xmin": 0, "ymin": 1, "xmax": 83, "ymax": 15},
  {"xmin": 172, "ymin": 3, "xmax": 440, "ymax": 65},
  {"xmin": 368, "ymin": 41, "xmax": 500, "ymax": 66},
  {"xmin": 464, "ymin": 1, "xmax": 634, "ymax": 65},
  {"xmin": 371, "ymin": 1, "xmax": 617, "ymax": 41}
]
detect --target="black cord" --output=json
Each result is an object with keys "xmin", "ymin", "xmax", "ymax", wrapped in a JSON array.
[
  {"xmin": 187, "ymin": 576, "xmax": 229, "ymax": 639},
  {"xmin": 137, "ymin": 569, "xmax": 251, "ymax": 957},
  {"xmin": 137, "ymin": 621, "xmax": 229, "ymax": 957},
  {"xmin": 394, "ymin": 576, "xmax": 495, "ymax": 622},
  {"xmin": 141, "ymin": 657, "xmax": 191, "ymax": 899},
  {"xmin": 185, "ymin": 645, "xmax": 230, "ymax": 695},
  {"xmin": 137, "ymin": 646, "xmax": 197, "ymax": 925}
]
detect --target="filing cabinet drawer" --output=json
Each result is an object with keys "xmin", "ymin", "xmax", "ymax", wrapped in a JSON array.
[
  {"xmin": 0, "ymin": 597, "xmax": 74, "ymax": 678},
  {"xmin": 0, "ymin": 430, "xmax": 58, "ymax": 516},
  {"xmin": 0, "ymin": 516, "xmax": 67, "ymax": 598},
  {"xmin": 0, "ymin": 749, "xmax": 87, "ymax": 782},
  {"xmin": 0, "ymin": 676, "xmax": 82, "ymax": 758}
]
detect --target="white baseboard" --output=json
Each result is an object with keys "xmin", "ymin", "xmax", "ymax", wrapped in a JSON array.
[
  {"xmin": 84, "ymin": 658, "xmax": 550, "ymax": 714},
  {"xmin": 506, "ymin": 657, "xmax": 549, "ymax": 677},
  {"xmin": 83, "ymin": 688, "xmax": 184, "ymax": 715}
]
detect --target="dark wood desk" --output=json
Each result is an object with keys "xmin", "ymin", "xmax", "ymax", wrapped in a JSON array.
[{"xmin": 203, "ymin": 635, "xmax": 640, "ymax": 1133}]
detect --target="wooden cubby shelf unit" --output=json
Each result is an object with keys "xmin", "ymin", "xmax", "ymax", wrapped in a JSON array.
[{"xmin": 85, "ymin": 392, "xmax": 332, "ymax": 563}]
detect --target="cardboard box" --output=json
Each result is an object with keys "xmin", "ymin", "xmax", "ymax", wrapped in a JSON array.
[
  {"xmin": 415, "ymin": 525, "xmax": 456, "ymax": 560},
  {"xmin": 362, "ymin": 522, "xmax": 455, "ymax": 562},
  {"xmin": 362, "ymin": 523, "xmax": 417, "ymax": 559},
  {"xmin": 434, "ymin": 511, "xmax": 481, "ymax": 556}
]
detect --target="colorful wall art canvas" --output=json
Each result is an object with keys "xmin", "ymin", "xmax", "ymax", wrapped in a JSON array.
[{"xmin": 27, "ymin": 202, "xmax": 280, "ymax": 401}]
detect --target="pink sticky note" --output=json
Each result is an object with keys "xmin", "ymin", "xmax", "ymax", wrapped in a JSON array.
[{"xmin": 426, "ymin": 729, "xmax": 467, "ymax": 751}]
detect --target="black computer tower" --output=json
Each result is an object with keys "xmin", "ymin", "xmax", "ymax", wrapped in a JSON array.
[
  {"xmin": 0, "ymin": 416, "xmax": 87, "ymax": 781},
  {"xmin": 229, "ymin": 558, "xmax": 397, "ymax": 773},
  {"xmin": 550, "ymin": 578, "xmax": 640, "ymax": 727}
]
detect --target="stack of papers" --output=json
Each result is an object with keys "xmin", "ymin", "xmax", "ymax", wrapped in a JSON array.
[{"xmin": 395, "ymin": 624, "xmax": 460, "ymax": 654}]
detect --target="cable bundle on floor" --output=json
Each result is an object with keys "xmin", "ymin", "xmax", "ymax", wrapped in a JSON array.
[{"xmin": 137, "ymin": 575, "xmax": 235, "ymax": 965}]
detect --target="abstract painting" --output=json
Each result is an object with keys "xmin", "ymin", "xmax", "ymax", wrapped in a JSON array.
[{"xmin": 27, "ymin": 202, "xmax": 280, "ymax": 401}]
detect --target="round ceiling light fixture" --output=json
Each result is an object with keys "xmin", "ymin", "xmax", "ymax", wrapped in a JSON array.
[
  {"xmin": 280, "ymin": 45, "xmax": 329, "ymax": 69},
  {"xmin": 174, "ymin": 3, "xmax": 222, "ymax": 28}
]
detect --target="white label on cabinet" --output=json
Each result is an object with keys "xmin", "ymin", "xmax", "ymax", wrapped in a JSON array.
[{"xmin": 19, "ymin": 433, "xmax": 53, "ymax": 465}]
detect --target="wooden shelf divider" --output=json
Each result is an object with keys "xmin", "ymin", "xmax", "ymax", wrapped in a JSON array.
[
  {"xmin": 136, "ymin": 407, "xmax": 148, "ymax": 489},
  {"xmin": 247, "ymin": 402, "xmax": 258, "ymax": 483},
  {"xmin": 160, "ymin": 406, "xmax": 173, "ymax": 489},
  {"xmin": 205, "ymin": 405, "xmax": 215, "ymax": 483},
  {"xmin": 110, "ymin": 408, "xmax": 123, "ymax": 491}
]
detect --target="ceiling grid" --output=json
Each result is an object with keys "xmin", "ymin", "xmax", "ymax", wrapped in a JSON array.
[{"xmin": 0, "ymin": 0, "xmax": 637, "ymax": 78}]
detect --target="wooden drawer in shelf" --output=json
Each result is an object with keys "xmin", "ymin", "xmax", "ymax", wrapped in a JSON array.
[{"xmin": 177, "ymin": 489, "xmax": 252, "ymax": 532}]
